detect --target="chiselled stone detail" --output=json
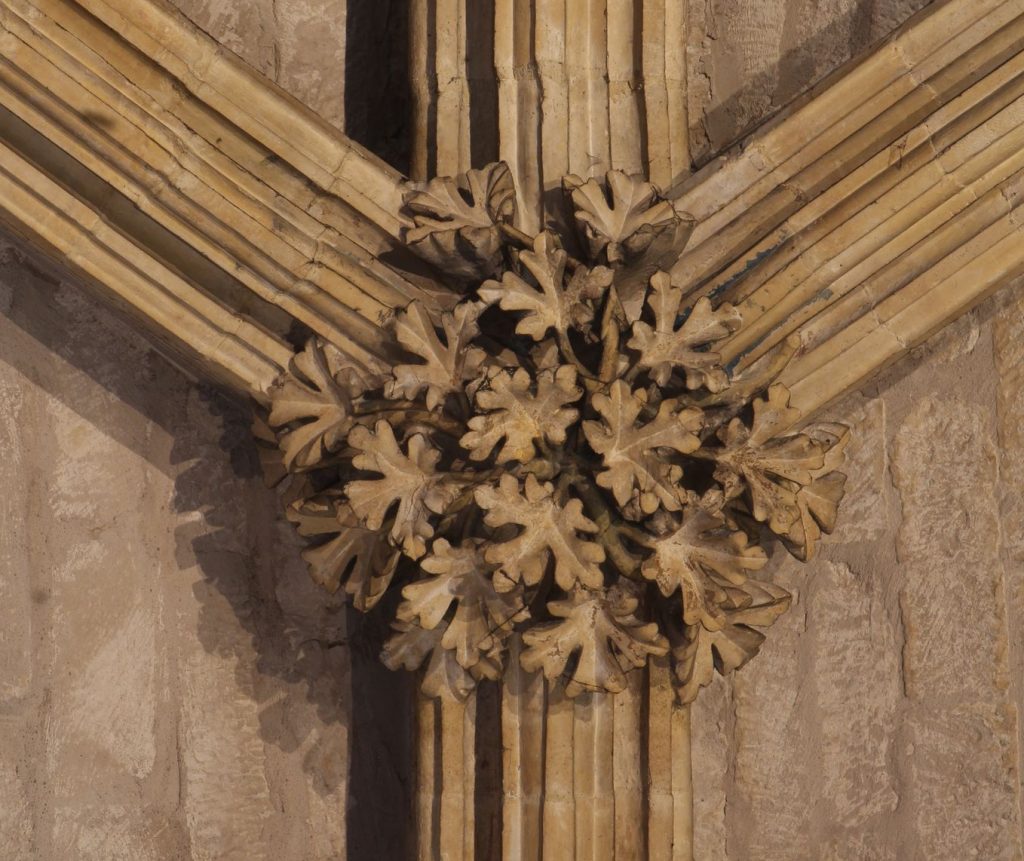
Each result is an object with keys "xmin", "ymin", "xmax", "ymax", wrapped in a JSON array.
[{"xmin": 263, "ymin": 163, "xmax": 850, "ymax": 703}]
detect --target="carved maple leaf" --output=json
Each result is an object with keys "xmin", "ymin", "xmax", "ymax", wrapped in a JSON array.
[
  {"xmin": 640, "ymin": 506, "xmax": 767, "ymax": 627},
  {"xmin": 387, "ymin": 301, "xmax": 487, "ymax": 409},
  {"xmin": 478, "ymin": 232, "xmax": 609, "ymax": 340},
  {"xmin": 564, "ymin": 170, "xmax": 680, "ymax": 264},
  {"xmin": 520, "ymin": 587, "xmax": 668, "ymax": 696},
  {"xmin": 268, "ymin": 339, "xmax": 369, "ymax": 470},
  {"xmin": 474, "ymin": 474, "xmax": 606, "ymax": 592},
  {"xmin": 583, "ymin": 380, "xmax": 703, "ymax": 514},
  {"xmin": 345, "ymin": 420, "xmax": 458, "ymax": 559},
  {"xmin": 402, "ymin": 162, "xmax": 517, "ymax": 282},
  {"xmin": 714, "ymin": 384, "xmax": 828, "ymax": 534},
  {"xmin": 628, "ymin": 272, "xmax": 742, "ymax": 392},
  {"xmin": 286, "ymin": 494, "xmax": 399, "ymax": 610},
  {"xmin": 782, "ymin": 423, "xmax": 850, "ymax": 560},
  {"xmin": 382, "ymin": 620, "xmax": 500, "ymax": 701},
  {"xmin": 672, "ymin": 579, "xmax": 791, "ymax": 704},
  {"xmin": 462, "ymin": 365, "xmax": 582, "ymax": 463},
  {"xmin": 397, "ymin": 538, "xmax": 529, "ymax": 670}
]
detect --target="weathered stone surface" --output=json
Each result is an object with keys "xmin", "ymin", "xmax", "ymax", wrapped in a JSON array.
[
  {"xmin": 690, "ymin": 675, "xmax": 731, "ymax": 860},
  {"xmin": 0, "ymin": 234, "xmax": 351, "ymax": 859},
  {"xmin": 8, "ymin": 0, "xmax": 1024, "ymax": 858},
  {"xmin": 890, "ymin": 394, "xmax": 1020, "ymax": 857},
  {"xmin": 171, "ymin": 0, "xmax": 347, "ymax": 129},
  {"xmin": 817, "ymin": 393, "xmax": 889, "ymax": 545},
  {"xmin": 688, "ymin": 0, "xmax": 935, "ymax": 161}
]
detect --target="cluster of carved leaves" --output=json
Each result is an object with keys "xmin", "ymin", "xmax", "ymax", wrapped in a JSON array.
[{"xmin": 264, "ymin": 162, "xmax": 849, "ymax": 703}]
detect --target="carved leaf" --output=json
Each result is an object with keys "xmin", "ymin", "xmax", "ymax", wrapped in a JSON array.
[
  {"xmin": 402, "ymin": 162, "xmax": 517, "ymax": 282},
  {"xmin": 381, "ymin": 620, "xmax": 499, "ymax": 701},
  {"xmin": 387, "ymin": 301, "xmax": 487, "ymax": 409},
  {"xmin": 286, "ymin": 494, "xmax": 399, "ymax": 610},
  {"xmin": 628, "ymin": 272, "xmax": 742, "ymax": 392},
  {"xmin": 397, "ymin": 538, "xmax": 528, "ymax": 671},
  {"xmin": 520, "ymin": 587, "xmax": 669, "ymax": 696},
  {"xmin": 478, "ymin": 233, "xmax": 609, "ymax": 340},
  {"xmin": 462, "ymin": 365, "xmax": 582, "ymax": 463},
  {"xmin": 782, "ymin": 423, "xmax": 850, "ymax": 560},
  {"xmin": 583, "ymin": 380, "xmax": 703, "ymax": 514},
  {"xmin": 714, "ymin": 384, "xmax": 827, "ymax": 534},
  {"xmin": 474, "ymin": 474, "xmax": 606, "ymax": 592},
  {"xmin": 640, "ymin": 507, "xmax": 767, "ymax": 626},
  {"xmin": 564, "ymin": 170, "xmax": 680, "ymax": 264},
  {"xmin": 268, "ymin": 339, "xmax": 361, "ymax": 470},
  {"xmin": 672, "ymin": 579, "xmax": 791, "ymax": 704},
  {"xmin": 345, "ymin": 421, "xmax": 459, "ymax": 559}
]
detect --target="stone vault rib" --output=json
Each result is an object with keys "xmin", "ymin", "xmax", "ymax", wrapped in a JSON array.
[
  {"xmin": 667, "ymin": 0, "xmax": 1024, "ymax": 424},
  {"xmin": 0, "ymin": 133, "xmax": 289, "ymax": 394},
  {"xmin": 0, "ymin": 0, "xmax": 454, "ymax": 391},
  {"xmin": 0, "ymin": 0, "xmax": 1017, "ymax": 419},
  {"xmin": 403, "ymin": 0, "xmax": 1024, "ymax": 433}
]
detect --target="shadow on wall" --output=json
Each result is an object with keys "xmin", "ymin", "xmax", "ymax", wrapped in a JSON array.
[
  {"xmin": 0, "ymin": 2, "xmax": 945, "ymax": 855},
  {"xmin": 0, "ymin": 230, "xmax": 415, "ymax": 859},
  {"xmin": 169, "ymin": 392, "xmax": 416, "ymax": 861},
  {"xmin": 344, "ymin": 0, "xmax": 412, "ymax": 175}
]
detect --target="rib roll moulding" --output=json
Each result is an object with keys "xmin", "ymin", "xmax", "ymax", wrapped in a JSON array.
[{"xmin": 1, "ymin": 0, "xmax": 1023, "ymax": 858}]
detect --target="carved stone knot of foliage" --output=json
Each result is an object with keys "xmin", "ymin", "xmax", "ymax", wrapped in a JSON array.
[{"xmin": 261, "ymin": 162, "xmax": 850, "ymax": 703}]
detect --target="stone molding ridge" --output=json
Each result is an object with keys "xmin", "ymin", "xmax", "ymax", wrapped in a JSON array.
[{"xmin": 2, "ymin": 0, "xmax": 1021, "ymax": 416}]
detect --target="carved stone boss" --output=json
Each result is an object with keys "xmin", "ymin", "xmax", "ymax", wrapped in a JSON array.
[
  {"xmin": 262, "ymin": 163, "xmax": 849, "ymax": 708},
  {"xmin": 4, "ymin": 0, "xmax": 1023, "ymax": 857}
]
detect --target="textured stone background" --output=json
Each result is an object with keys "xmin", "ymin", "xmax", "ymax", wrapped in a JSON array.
[{"xmin": 6, "ymin": 0, "xmax": 1024, "ymax": 858}]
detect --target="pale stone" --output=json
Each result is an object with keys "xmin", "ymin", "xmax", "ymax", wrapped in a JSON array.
[
  {"xmin": 171, "ymin": 0, "xmax": 347, "ymax": 129},
  {"xmin": 807, "ymin": 561, "xmax": 901, "ymax": 848},
  {"xmin": 0, "ymin": 244, "xmax": 355, "ymax": 859},
  {"xmin": 817, "ymin": 394, "xmax": 889, "ymax": 544},
  {"xmin": 689, "ymin": 675, "xmax": 731, "ymax": 861},
  {"xmin": 728, "ymin": 562, "xmax": 816, "ymax": 859},
  {"xmin": 0, "ymin": 718, "xmax": 34, "ymax": 857},
  {"xmin": 892, "ymin": 397, "xmax": 1022, "ymax": 858},
  {"xmin": 0, "ymin": 371, "xmax": 31, "ymax": 703}
]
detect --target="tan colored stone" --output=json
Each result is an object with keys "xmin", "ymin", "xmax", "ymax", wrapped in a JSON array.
[
  {"xmin": 5, "ymin": 0, "xmax": 1024, "ymax": 858},
  {"xmin": 892, "ymin": 397, "xmax": 1021, "ymax": 858}
]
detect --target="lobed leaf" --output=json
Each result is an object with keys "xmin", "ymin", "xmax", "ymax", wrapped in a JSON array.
[
  {"xmin": 521, "ymin": 587, "xmax": 668, "ymax": 696},
  {"xmin": 474, "ymin": 474, "xmax": 605, "ymax": 592},
  {"xmin": 583, "ymin": 380, "xmax": 703, "ymax": 514},
  {"xmin": 345, "ymin": 420, "xmax": 458, "ymax": 559},
  {"xmin": 387, "ymin": 301, "xmax": 487, "ymax": 409},
  {"xmin": 564, "ymin": 170, "xmax": 680, "ymax": 265},
  {"xmin": 628, "ymin": 272, "xmax": 742, "ymax": 392},
  {"xmin": 402, "ymin": 162, "xmax": 517, "ymax": 283},
  {"xmin": 462, "ymin": 365, "xmax": 582, "ymax": 463}
]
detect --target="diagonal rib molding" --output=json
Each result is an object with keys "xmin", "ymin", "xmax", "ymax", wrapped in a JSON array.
[
  {"xmin": 0, "ymin": 0, "xmax": 1016, "ymax": 419},
  {"xmin": 0, "ymin": 0, "xmax": 451, "ymax": 392},
  {"xmin": 667, "ymin": 0, "xmax": 1024, "ymax": 425}
]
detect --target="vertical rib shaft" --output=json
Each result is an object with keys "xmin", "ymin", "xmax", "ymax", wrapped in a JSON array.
[{"xmin": 411, "ymin": 0, "xmax": 692, "ymax": 220}]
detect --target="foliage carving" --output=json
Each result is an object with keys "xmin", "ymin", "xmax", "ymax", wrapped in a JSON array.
[{"xmin": 264, "ymin": 164, "xmax": 849, "ymax": 703}]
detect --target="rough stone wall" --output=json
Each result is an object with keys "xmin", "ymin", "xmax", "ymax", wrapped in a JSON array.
[
  {"xmin": 691, "ymin": 291, "xmax": 1024, "ymax": 859},
  {"xmin": 0, "ymin": 237, "xmax": 352, "ymax": 859},
  {"xmin": 9, "ymin": 0, "xmax": 1024, "ymax": 859}
]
